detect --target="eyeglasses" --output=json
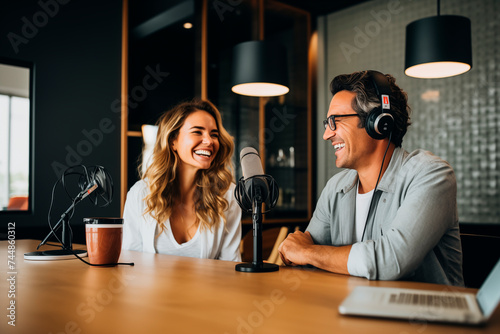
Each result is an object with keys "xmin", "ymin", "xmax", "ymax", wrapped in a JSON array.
[{"xmin": 323, "ymin": 114, "xmax": 359, "ymax": 131}]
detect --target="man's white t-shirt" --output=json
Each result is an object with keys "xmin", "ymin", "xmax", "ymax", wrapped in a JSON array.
[{"xmin": 354, "ymin": 184, "xmax": 374, "ymax": 242}]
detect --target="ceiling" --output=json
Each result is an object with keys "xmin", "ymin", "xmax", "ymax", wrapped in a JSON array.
[{"xmin": 277, "ymin": 0, "xmax": 370, "ymax": 16}]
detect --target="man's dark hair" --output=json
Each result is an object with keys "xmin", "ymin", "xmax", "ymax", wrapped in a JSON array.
[{"xmin": 329, "ymin": 71, "xmax": 411, "ymax": 147}]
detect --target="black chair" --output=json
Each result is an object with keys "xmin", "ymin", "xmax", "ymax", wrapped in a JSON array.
[{"xmin": 460, "ymin": 233, "xmax": 500, "ymax": 288}]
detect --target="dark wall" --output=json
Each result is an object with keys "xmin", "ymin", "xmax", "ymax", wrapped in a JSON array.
[{"xmin": 0, "ymin": 0, "xmax": 123, "ymax": 243}]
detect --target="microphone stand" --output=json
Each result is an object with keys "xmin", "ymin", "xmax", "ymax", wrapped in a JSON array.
[
  {"xmin": 24, "ymin": 197, "xmax": 88, "ymax": 260},
  {"xmin": 37, "ymin": 201, "xmax": 77, "ymax": 250},
  {"xmin": 236, "ymin": 187, "xmax": 279, "ymax": 273}
]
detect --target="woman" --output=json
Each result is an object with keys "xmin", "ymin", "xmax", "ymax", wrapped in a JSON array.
[{"xmin": 122, "ymin": 99, "xmax": 242, "ymax": 261}]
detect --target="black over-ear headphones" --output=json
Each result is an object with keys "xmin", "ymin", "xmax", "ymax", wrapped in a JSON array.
[{"xmin": 365, "ymin": 71, "xmax": 394, "ymax": 140}]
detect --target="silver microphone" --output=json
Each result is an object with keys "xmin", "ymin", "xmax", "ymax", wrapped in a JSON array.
[{"xmin": 239, "ymin": 147, "xmax": 270, "ymax": 206}]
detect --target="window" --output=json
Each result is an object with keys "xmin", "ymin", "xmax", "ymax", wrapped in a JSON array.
[{"xmin": 0, "ymin": 93, "xmax": 30, "ymax": 210}]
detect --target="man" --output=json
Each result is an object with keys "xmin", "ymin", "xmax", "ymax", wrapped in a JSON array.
[{"xmin": 278, "ymin": 70, "xmax": 463, "ymax": 286}]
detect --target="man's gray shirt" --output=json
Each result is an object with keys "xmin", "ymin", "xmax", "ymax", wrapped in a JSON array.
[{"xmin": 307, "ymin": 147, "xmax": 464, "ymax": 286}]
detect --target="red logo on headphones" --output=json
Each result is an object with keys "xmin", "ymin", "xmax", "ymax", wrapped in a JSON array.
[{"xmin": 382, "ymin": 94, "xmax": 390, "ymax": 109}]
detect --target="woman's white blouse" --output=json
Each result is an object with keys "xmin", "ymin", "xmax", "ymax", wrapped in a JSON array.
[{"xmin": 122, "ymin": 180, "xmax": 242, "ymax": 261}]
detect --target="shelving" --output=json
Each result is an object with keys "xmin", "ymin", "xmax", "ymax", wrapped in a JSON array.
[
  {"xmin": 207, "ymin": 0, "xmax": 313, "ymax": 224},
  {"xmin": 122, "ymin": 0, "xmax": 314, "ymax": 226}
]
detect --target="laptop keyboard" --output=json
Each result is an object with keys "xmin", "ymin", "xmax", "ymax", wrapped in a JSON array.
[{"xmin": 389, "ymin": 293, "xmax": 470, "ymax": 310}]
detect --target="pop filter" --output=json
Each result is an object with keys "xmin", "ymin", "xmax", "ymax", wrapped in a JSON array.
[{"xmin": 78, "ymin": 165, "xmax": 113, "ymax": 207}]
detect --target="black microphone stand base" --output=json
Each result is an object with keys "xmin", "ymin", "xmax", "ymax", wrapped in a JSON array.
[
  {"xmin": 235, "ymin": 262, "xmax": 279, "ymax": 272},
  {"xmin": 24, "ymin": 249, "xmax": 87, "ymax": 261}
]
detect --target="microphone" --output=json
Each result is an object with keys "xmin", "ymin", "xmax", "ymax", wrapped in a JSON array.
[
  {"xmin": 241, "ymin": 147, "xmax": 264, "ymax": 177},
  {"xmin": 241, "ymin": 147, "xmax": 270, "ymax": 205},
  {"xmin": 75, "ymin": 182, "xmax": 98, "ymax": 202},
  {"xmin": 235, "ymin": 148, "xmax": 279, "ymax": 273},
  {"xmin": 235, "ymin": 147, "xmax": 278, "ymax": 211}
]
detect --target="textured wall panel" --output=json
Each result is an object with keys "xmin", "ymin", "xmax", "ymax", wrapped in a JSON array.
[{"xmin": 321, "ymin": 0, "xmax": 500, "ymax": 223}]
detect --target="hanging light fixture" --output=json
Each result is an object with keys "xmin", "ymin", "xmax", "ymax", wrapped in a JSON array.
[
  {"xmin": 231, "ymin": 40, "xmax": 289, "ymax": 97},
  {"xmin": 405, "ymin": 0, "xmax": 472, "ymax": 79}
]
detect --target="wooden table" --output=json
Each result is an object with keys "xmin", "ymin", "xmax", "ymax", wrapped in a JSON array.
[{"xmin": 1, "ymin": 240, "xmax": 499, "ymax": 334}]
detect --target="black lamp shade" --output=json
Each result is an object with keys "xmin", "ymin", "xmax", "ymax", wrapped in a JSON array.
[
  {"xmin": 405, "ymin": 15, "xmax": 472, "ymax": 78},
  {"xmin": 231, "ymin": 41, "xmax": 289, "ymax": 97}
]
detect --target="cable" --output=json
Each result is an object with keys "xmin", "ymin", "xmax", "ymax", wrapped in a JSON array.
[
  {"xmin": 46, "ymin": 166, "xmax": 88, "ymax": 247},
  {"xmin": 72, "ymin": 251, "xmax": 134, "ymax": 267},
  {"xmin": 361, "ymin": 132, "xmax": 393, "ymax": 241},
  {"xmin": 46, "ymin": 176, "xmax": 63, "ymax": 245}
]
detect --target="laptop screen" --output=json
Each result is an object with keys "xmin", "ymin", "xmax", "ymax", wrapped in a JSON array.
[{"xmin": 476, "ymin": 259, "xmax": 500, "ymax": 317}]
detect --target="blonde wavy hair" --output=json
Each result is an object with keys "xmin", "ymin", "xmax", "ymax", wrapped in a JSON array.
[{"xmin": 140, "ymin": 99, "xmax": 235, "ymax": 233}]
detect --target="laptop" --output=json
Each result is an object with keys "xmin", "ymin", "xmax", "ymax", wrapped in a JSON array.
[{"xmin": 339, "ymin": 259, "xmax": 500, "ymax": 325}]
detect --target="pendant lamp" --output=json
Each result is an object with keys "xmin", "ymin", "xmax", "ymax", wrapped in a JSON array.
[
  {"xmin": 405, "ymin": 0, "xmax": 472, "ymax": 79},
  {"xmin": 231, "ymin": 40, "xmax": 289, "ymax": 97}
]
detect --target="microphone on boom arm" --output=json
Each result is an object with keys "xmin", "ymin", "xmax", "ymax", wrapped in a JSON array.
[
  {"xmin": 235, "ymin": 147, "xmax": 280, "ymax": 273},
  {"xmin": 25, "ymin": 165, "xmax": 113, "ymax": 260}
]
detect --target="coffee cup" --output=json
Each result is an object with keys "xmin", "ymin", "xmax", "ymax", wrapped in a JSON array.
[{"xmin": 84, "ymin": 217, "xmax": 123, "ymax": 265}]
